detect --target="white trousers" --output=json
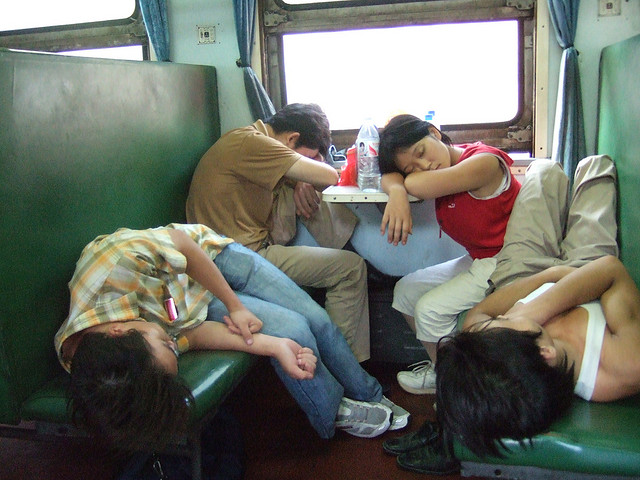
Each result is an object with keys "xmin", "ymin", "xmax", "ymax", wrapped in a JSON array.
[{"xmin": 392, "ymin": 255, "xmax": 496, "ymax": 342}]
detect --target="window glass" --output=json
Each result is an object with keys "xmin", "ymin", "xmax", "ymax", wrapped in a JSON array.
[
  {"xmin": 0, "ymin": 0, "xmax": 135, "ymax": 31},
  {"xmin": 61, "ymin": 45, "xmax": 144, "ymax": 61},
  {"xmin": 282, "ymin": 20, "xmax": 519, "ymax": 131}
]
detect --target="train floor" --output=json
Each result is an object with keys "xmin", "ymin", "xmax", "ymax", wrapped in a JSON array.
[{"xmin": 0, "ymin": 360, "xmax": 476, "ymax": 480}]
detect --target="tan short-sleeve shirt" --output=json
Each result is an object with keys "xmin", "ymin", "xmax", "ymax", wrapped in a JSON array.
[{"xmin": 186, "ymin": 120, "xmax": 302, "ymax": 251}]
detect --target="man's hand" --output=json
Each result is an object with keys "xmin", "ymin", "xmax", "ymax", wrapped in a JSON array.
[
  {"xmin": 223, "ymin": 309, "xmax": 263, "ymax": 345},
  {"xmin": 293, "ymin": 181, "xmax": 321, "ymax": 219}
]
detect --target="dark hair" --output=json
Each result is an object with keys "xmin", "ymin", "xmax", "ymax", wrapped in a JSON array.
[
  {"xmin": 265, "ymin": 103, "xmax": 332, "ymax": 158},
  {"xmin": 69, "ymin": 331, "xmax": 194, "ymax": 453},
  {"xmin": 378, "ymin": 114, "xmax": 453, "ymax": 175},
  {"xmin": 435, "ymin": 328, "xmax": 575, "ymax": 458}
]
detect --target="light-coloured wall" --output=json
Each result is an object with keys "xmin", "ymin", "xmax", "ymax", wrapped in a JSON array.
[
  {"xmin": 168, "ymin": 0, "xmax": 254, "ymax": 134},
  {"xmin": 546, "ymin": 0, "xmax": 640, "ymax": 156}
]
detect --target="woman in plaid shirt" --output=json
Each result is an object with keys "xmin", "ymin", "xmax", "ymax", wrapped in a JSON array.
[{"xmin": 56, "ymin": 223, "xmax": 407, "ymax": 452}]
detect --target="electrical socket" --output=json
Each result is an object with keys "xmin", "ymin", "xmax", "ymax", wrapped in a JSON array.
[
  {"xmin": 598, "ymin": 0, "xmax": 621, "ymax": 17},
  {"xmin": 197, "ymin": 26, "xmax": 216, "ymax": 44}
]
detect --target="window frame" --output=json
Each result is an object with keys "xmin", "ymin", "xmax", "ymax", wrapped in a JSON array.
[
  {"xmin": 259, "ymin": 0, "xmax": 535, "ymax": 153},
  {"xmin": 0, "ymin": 2, "xmax": 148, "ymax": 58},
  {"xmin": 274, "ymin": 0, "xmax": 431, "ymax": 9}
]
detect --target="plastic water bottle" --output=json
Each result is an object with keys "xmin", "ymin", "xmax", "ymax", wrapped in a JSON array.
[{"xmin": 356, "ymin": 119, "xmax": 381, "ymax": 192}]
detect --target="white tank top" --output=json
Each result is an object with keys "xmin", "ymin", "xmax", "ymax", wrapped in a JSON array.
[{"xmin": 517, "ymin": 283, "xmax": 606, "ymax": 401}]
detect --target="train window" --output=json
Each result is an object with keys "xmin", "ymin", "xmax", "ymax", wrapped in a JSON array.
[
  {"xmin": 61, "ymin": 45, "xmax": 144, "ymax": 61},
  {"xmin": 282, "ymin": 21, "xmax": 518, "ymax": 130},
  {"xmin": 0, "ymin": 1, "xmax": 135, "ymax": 31},
  {"xmin": 0, "ymin": 0, "xmax": 147, "ymax": 60},
  {"xmin": 261, "ymin": 0, "xmax": 535, "ymax": 153}
]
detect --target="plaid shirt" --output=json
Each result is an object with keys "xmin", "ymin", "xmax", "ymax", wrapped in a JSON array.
[{"xmin": 55, "ymin": 223, "xmax": 233, "ymax": 372}]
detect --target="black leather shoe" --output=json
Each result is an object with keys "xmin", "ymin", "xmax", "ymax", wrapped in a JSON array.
[
  {"xmin": 382, "ymin": 420, "xmax": 439, "ymax": 455},
  {"xmin": 396, "ymin": 440, "xmax": 460, "ymax": 475}
]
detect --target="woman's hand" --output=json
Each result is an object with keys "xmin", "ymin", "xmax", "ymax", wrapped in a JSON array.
[
  {"xmin": 381, "ymin": 189, "xmax": 413, "ymax": 245},
  {"xmin": 380, "ymin": 197, "xmax": 413, "ymax": 245},
  {"xmin": 223, "ymin": 310, "xmax": 263, "ymax": 345},
  {"xmin": 273, "ymin": 338, "xmax": 317, "ymax": 380}
]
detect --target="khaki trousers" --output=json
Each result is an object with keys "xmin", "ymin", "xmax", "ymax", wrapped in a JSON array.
[
  {"xmin": 489, "ymin": 155, "xmax": 618, "ymax": 290},
  {"xmin": 258, "ymin": 244, "xmax": 371, "ymax": 362}
]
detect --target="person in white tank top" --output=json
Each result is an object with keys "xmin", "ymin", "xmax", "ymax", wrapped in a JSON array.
[
  {"xmin": 435, "ymin": 255, "xmax": 640, "ymax": 457},
  {"xmin": 514, "ymin": 282, "xmax": 605, "ymax": 401}
]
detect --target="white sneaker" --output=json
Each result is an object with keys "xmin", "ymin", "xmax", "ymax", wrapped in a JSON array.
[
  {"xmin": 336, "ymin": 397, "xmax": 392, "ymax": 438},
  {"xmin": 396, "ymin": 360, "xmax": 436, "ymax": 395},
  {"xmin": 381, "ymin": 395, "xmax": 411, "ymax": 430}
]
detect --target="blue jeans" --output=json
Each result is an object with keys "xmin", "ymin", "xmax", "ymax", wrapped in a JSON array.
[{"xmin": 207, "ymin": 242, "xmax": 382, "ymax": 438}]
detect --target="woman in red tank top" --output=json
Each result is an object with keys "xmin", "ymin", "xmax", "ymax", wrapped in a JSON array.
[{"xmin": 377, "ymin": 114, "xmax": 521, "ymax": 396}]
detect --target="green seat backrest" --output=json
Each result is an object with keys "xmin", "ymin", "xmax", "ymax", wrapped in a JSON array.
[
  {"xmin": 0, "ymin": 50, "xmax": 220, "ymax": 423},
  {"xmin": 597, "ymin": 33, "xmax": 640, "ymax": 285}
]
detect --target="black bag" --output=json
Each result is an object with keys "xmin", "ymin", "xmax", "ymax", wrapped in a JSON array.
[{"xmin": 116, "ymin": 407, "xmax": 245, "ymax": 480}]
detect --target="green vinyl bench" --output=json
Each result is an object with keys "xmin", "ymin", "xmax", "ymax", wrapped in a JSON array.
[{"xmin": 0, "ymin": 49, "xmax": 255, "ymax": 480}]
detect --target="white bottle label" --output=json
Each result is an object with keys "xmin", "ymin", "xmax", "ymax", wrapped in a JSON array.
[
  {"xmin": 357, "ymin": 139, "xmax": 379, "ymax": 158},
  {"xmin": 356, "ymin": 139, "xmax": 381, "ymax": 192}
]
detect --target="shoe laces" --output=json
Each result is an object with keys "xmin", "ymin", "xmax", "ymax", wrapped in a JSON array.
[
  {"xmin": 407, "ymin": 360, "xmax": 433, "ymax": 374},
  {"xmin": 339, "ymin": 401, "xmax": 385, "ymax": 425}
]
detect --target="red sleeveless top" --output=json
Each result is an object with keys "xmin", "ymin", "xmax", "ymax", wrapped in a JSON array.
[{"xmin": 435, "ymin": 143, "xmax": 521, "ymax": 259}]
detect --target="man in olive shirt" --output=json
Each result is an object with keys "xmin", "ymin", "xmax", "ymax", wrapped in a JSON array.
[{"xmin": 186, "ymin": 103, "xmax": 371, "ymax": 362}]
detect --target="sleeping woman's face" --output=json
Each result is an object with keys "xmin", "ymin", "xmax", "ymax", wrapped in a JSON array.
[
  {"xmin": 110, "ymin": 320, "xmax": 180, "ymax": 375},
  {"xmin": 394, "ymin": 129, "xmax": 451, "ymax": 175}
]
